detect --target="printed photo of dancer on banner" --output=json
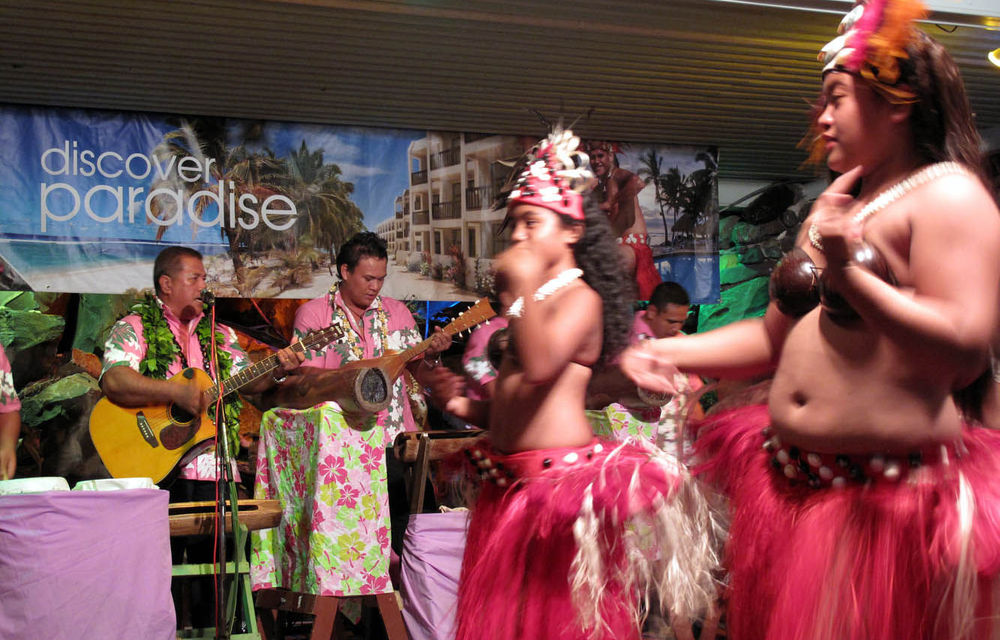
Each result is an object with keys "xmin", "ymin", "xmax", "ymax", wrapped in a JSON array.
[{"xmin": 0, "ymin": 105, "xmax": 719, "ymax": 303}]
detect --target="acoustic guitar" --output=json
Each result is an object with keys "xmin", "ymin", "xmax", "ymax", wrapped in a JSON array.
[{"xmin": 89, "ymin": 325, "xmax": 344, "ymax": 482}]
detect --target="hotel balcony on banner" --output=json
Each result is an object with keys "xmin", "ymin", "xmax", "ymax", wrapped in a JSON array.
[
  {"xmin": 465, "ymin": 185, "xmax": 494, "ymax": 210},
  {"xmin": 413, "ymin": 209, "xmax": 430, "ymax": 226},
  {"xmin": 432, "ymin": 201, "xmax": 461, "ymax": 221},
  {"xmin": 430, "ymin": 147, "xmax": 461, "ymax": 170},
  {"xmin": 411, "ymin": 169, "xmax": 428, "ymax": 185}
]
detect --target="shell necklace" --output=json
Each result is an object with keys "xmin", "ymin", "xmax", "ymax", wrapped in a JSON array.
[
  {"xmin": 505, "ymin": 268, "xmax": 583, "ymax": 318},
  {"xmin": 808, "ymin": 161, "xmax": 967, "ymax": 251}
]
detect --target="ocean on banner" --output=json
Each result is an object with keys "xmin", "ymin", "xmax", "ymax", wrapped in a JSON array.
[{"xmin": 0, "ymin": 235, "xmax": 229, "ymax": 293}]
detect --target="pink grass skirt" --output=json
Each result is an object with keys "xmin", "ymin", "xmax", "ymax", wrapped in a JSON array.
[
  {"xmin": 454, "ymin": 437, "xmax": 723, "ymax": 640},
  {"xmin": 695, "ymin": 404, "xmax": 1000, "ymax": 640}
]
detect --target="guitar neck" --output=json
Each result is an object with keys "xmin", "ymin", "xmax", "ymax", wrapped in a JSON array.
[
  {"xmin": 397, "ymin": 324, "xmax": 463, "ymax": 363},
  {"xmin": 206, "ymin": 340, "xmax": 308, "ymax": 399},
  {"xmin": 396, "ymin": 300, "xmax": 495, "ymax": 363}
]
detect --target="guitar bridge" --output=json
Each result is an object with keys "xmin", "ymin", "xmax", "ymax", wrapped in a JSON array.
[{"xmin": 136, "ymin": 411, "xmax": 159, "ymax": 448}]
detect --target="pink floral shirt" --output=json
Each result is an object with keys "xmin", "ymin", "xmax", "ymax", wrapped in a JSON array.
[
  {"xmin": 100, "ymin": 298, "xmax": 250, "ymax": 481},
  {"xmin": 461, "ymin": 318, "xmax": 508, "ymax": 401},
  {"xmin": 293, "ymin": 289, "xmax": 423, "ymax": 446},
  {"xmin": 0, "ymin": 344, "xmax": 19, "ymax": 414}
]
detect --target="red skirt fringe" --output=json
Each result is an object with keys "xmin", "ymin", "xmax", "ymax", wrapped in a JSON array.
[
  {"xmin": 695, "ymin": 405, "xmax": 1000, "ymax": 640},
  {"xmin": 454, "ymin": 438, "xmax": 723, "ymax": 640}
]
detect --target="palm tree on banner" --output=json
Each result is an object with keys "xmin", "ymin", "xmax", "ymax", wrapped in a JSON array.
[
  {"xmin": 149, "ymin": 119, "xmax": 288, "ymax": 294},
  {"xmin": 285, "ymin": 141, "xmax": 365, "ymax": 274},
  {"xmin": 636, "ymin": 149, "xmax": 671, "ymax": 247},
  {"xmin": 689, "ymin": 150, "xmax": 719, "ymax": 248},
  {"xmin": 658, "ymin": 167, "xmax": 691, "ymax": 247}
]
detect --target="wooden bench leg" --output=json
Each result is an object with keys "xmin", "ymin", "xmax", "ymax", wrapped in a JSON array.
[
  {"xmin": 255, "ymin": 588, "xmax": 342, "ymax": 640},
  {"xmin": 309, "ymin": 596, "xmax": 340, "ymax": 640},
  {"xmin": 256, "ymin": 607, "xmax": 278, "ymax": 640},
  {"xmin": 374, "ymin": 592, "xmax": 409, "ymax": 640}
]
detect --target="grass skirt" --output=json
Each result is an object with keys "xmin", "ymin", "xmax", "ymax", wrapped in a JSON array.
[
  {"xmin": 453, "ymin": 437, "xmax": 723, "ymax": 640},
  {"xmin": 695, "ymin": 404, "xmax": 1000, "ymax": 640}
]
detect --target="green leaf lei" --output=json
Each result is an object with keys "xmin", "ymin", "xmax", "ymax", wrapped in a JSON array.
[{"xmin": 133, "ymin": 293, "xmax": 243, "ymax": 458}]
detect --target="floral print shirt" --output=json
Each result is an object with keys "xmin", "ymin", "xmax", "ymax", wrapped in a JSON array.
[
  {"xmin": 0, "ymin": 345, "xmax": 19, "ymax": 414},
  {"xmin": 293, "ymin": 289, "xmax": 424, "ymax": 447},
  {"xmin": 100, "ymin": 298, "xmax": 250, "ymax": 480},
  {"xmin": 461, "ymin": 318, "xmax": 508, "ymax": 401}
]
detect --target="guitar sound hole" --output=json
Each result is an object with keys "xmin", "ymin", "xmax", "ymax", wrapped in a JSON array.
[
  {"xmin": 360, "ymin": 369, "xmax": 388, "ymax": 404},
  {"xmin": 169, "ymin": 404, "xmax": 196, "ymax": 424}
]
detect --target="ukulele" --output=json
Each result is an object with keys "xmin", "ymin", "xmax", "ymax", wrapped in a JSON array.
[{"xmin": 272, "ymin": 298, "xmax": 497, "ymax": 414}]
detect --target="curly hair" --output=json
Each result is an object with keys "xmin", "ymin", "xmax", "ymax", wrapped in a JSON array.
[{"xmin": 560, "ymin": 193, "xmax": 634, "ymax": 366}]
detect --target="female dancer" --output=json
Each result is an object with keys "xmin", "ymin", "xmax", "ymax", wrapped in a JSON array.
[
  {"xmin": 439, "ymin": 129, "xmax": 721, "ymax": 640},
  {"xmin": 622, "ymin": 2, "xmax": 1000, "ymax": 639}
]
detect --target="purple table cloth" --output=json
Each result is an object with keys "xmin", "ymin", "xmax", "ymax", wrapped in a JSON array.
[
  {"xmin": 0, "ymin": 489, "xmax": 175, "ymax": 640},
  {"xmin": 399, "ymin": 511, "xmax": 469, "ymax": 640}
]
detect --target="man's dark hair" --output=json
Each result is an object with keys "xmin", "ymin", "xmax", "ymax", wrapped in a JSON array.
[
  {"xmin": 648, "ymin": 281, "xmax": 690, "ymax": 311},
  {"xmin": 336, "ymin": 232, "xmax": 388, "ymax": 279},
  {"xmin": 153, "ymin": 246, "xmax": 203, "ymax": 294}
]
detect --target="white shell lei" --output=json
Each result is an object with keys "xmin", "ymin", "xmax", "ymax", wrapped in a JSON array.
[
  {"xmin": 808, "ymin": 161, "xmax": 968, "ymax": 251},
  {"xmin": 505, "ymin": 268, "xmax": 583, "ymax": 318}
]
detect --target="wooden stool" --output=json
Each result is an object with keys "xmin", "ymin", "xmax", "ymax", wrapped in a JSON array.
[
  {"xmin": 255, "ymin": 588, "xmax": 408, "ymax": 640},
  {"xmin": 393, "ymin": 430, "xmax": 484, "ymax": 510},
  {"xmin": 169, "ymin": 499, "xmax": 281, "ymax": 639}
]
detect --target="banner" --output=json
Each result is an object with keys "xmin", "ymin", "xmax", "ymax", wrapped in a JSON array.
[{"xmin": 0, "ymin": 105, "xmax": 719, "ymax": 303}]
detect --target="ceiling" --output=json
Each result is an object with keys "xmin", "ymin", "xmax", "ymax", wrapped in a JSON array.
[{"xmin": 2, "ymin": 0, "xmax": 998, "ymax": 180}]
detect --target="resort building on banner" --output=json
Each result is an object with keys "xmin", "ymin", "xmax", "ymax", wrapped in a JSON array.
[{"xmin": 376, "ymin": 132, "xmax": 524, "ymax": 292}]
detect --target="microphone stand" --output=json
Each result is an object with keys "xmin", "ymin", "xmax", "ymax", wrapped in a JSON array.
[{"xmin": 203, "ymin": 290, "xmax": 243, "ymax": 639}]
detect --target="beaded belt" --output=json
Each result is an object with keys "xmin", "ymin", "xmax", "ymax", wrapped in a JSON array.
[
  {"xmin": 465, "ymin": 440, "xmax": 606, "ymax": 488},
  {"xmin": 761, "ymin": 427, "xmax": 950, "ymax": 489},
  {"xmin": 617, "ymin": 233, "xmax": 649, "ymax": 246}
]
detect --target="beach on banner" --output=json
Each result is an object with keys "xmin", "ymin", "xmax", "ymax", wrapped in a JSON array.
[{"xmin": 24, "ymin": 259, "xmax": 157, "ymax": 293}]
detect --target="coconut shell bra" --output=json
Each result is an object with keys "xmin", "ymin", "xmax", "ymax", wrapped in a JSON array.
[{"xmin": 769, "ymin": 243, "xmax": 896, "ymax": 323}]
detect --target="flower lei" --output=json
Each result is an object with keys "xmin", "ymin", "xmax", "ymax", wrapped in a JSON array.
[
  {"xmin": 329, "ymin": 285, "xmax": 428, "ymax": 429},
  {"xmin": 133, "ymin": 293, "xmax": 243, "ymax": 457}
]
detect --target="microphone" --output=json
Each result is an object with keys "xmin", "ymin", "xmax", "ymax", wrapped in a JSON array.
[{"xmin": 199, "ymin": 289, "xmax": 215, "ymax": 305}]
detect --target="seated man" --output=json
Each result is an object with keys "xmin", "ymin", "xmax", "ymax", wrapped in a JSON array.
[
  {"xmin": 635, "ymin": 280, "xmax": 693, "ymax": 341},
  {"xmin": 587, "ymin": 281, "xmax": 703, "ymax": 452}
]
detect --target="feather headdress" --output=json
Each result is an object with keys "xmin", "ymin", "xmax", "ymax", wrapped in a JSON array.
[
  {"xmin": 819, "ymin": 0, "xmax": 929, "ymax": 104},
  {"xmin": 498, "ymin": 128, "xmax": 596, "ymax": 221},
  {"xmin": 803, "ymin": 0, "xmax": 928, "ymax": 166}
]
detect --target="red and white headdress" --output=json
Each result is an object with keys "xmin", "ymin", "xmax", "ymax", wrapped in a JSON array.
[
  {"xmin": 819, "ymin": 0, "xmax": 928, "ymax": 104},
  {"xmin": 505, "ymin": 128, "xmax": 596, "ymax": 221}
]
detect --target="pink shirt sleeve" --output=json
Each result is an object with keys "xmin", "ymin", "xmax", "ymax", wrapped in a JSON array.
[
  {"xmin": 462, "ymin": 318, "xmax": 508, "ymax": 401},
  {"xmin": 0, "ymin": 344, "xmax": 19, "ymax": 413},
  {"xmin": 631, "ymin": 312, "xmax": 654, "ymax": 342}
]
